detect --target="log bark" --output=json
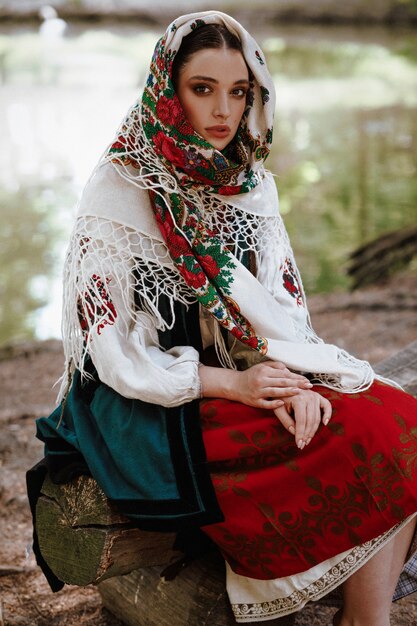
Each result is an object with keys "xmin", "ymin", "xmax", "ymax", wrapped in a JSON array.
[
  {"xmin": 36, "ymin": 474, "xmax": 181, "ymax": 585},
  {"xmin": 98, "ymin": 550, "xmax": 297, "ymax": 626},
  {"xmin": 374, "ymin": 339, "xmax": 417, "ymax": 397}
]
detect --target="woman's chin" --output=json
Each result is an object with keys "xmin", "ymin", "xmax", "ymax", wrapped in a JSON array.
[{"xmin": 203, "ymin": 136, "xmax": 230, "ymax": 152}]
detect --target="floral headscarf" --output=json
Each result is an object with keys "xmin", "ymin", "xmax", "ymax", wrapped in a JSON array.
[{"xmin": 108, "ymin": 11, "xmax": 276, "ymax": 355}]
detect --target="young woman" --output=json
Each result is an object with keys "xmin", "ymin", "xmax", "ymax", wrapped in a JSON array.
[{"xmin": 31, "ymin": 11, "xmax": 417, "ymax": 625}]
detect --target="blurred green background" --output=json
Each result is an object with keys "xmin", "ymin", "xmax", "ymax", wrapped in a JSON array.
[{"xmin": 0, "ymin": 1, "xmax": 416, "ymax": 345}]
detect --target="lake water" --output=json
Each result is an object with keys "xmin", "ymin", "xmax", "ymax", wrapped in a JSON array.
[{"xmin": 0, "ymin": 21, "xmax": 416, "ymax": 345}]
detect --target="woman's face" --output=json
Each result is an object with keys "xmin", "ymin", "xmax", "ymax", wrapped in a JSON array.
[{"xmin": 176, "ymin": 47, "xmax": 249, "ymax": 151}]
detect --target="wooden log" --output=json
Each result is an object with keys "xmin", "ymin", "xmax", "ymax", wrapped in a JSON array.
[
  {"xmin": 98, "ymin": 550, "xmax": 297, "ymax": 626},
  {"xmin": 374, "ymin": 339, "xmax": 417, "ymax": 397},
  {"xmin": 36, "ymin": 474, "xmax": 181, "ymax": 585}
]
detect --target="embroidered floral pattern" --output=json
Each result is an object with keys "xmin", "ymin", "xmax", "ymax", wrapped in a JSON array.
[
  {"xmin": 393, "ymin": 412, "xmax": 417, "ymax": 479},
  {"xmin": 210, "ymin": 424, "xmax": 299, "ymax": 475},
  {"xmin": 77, "ymin": 274, "xmax": 117, "ymax": 339},
  {"xmin": 211, "ymin": 471, "xmax": 249, "ymax": 495},
  {"xmin": 213, "ymin": 476, "xmax": 380, "ymax": 575},
  {"xmin": 282, "ymin": 257, "xmax": 303, "ymax": 306},
  {"xmin": 260, "ymin": 86, "xmax": 270, "ymax": 104},
  {"xmin": 190, "ymin": 19, "xmax": 206, "ymax": 31},
  {"xmin": 353, "ymin": 442, "xmax": 407, "ymax": 519},
  {"xmin": 255, "ymin": 49, "xmax": 265, "ymax": 65}
]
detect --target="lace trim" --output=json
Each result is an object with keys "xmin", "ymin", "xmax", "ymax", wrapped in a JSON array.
[
  {"xmin": 230, "ymin": 520, "xmax": 410, "ymax": 621},
  {"xmin": 198, "ymin": 194, "xmax": 287, "ymax": 261}
]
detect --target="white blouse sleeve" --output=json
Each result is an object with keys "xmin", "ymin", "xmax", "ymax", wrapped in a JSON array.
[{"xmin": 78, "ymin": 235, "xmax": 201, "ymax": 409}]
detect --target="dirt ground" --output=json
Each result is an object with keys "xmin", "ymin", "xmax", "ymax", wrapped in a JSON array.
[{"xmin": 1, "ymin": 269, "xmax": 417, "ymax": 626}]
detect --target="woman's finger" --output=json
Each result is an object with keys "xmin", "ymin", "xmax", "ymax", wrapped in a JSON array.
[
  {"xmin": 274, "ymin": 406, "xmax": 296, "ymax": 435},
  {"xmin": 293, "ymin": 401, "xmax": 308, "ymax": 449},
  {"xmin": 293, "ymin": 393, "xmax": 322, "ymax": 447},
  {"xmin": 304, "ymin": 397, "xmax": 321, "ymax": 441},
  {"xmin": 265, "ymin": 362, "xmax": 312, "ymax": 385},
  {"xmin": 262, "ymin": 386, "xmax": 301, "ymax": 397},
  {"xmin": 304, "ymin": 396, "xmax": 332, "ymax": 442},
  {"xmin": 260, "ymin": 398, "xmax": 285, "ymax": 410},
  {"xmin": 321, "ymin": 397, "xmax": 333, "ymax": 425},
  {"xmin": 265, "ymin": 375, "xmax": 312, "ymax": 390}
]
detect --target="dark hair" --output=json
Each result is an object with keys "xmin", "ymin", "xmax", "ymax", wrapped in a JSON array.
[{"xmin": 171, "ymin": 24, "xmax": 243, "ymax": 90}]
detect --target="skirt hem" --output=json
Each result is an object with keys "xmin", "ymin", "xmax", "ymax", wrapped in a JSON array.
[{"xmin": 230, "ymin": 513, "xmax": 417, "ymax": 622}]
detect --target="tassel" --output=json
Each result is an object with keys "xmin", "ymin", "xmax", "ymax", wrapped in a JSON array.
[{"xmin": 213, "ymin": 322, "xmax": 236, "ymax": 370}]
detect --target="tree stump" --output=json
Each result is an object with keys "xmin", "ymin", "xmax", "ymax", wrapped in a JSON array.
[{"xmin": 36, "ymin": 474, "xmax": 181, "ymax": 585}]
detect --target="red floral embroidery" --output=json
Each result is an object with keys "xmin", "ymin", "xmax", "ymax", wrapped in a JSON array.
[
  {"xmin": 178, "ymin": 119, "xmax": 195, "ymax": 136},
  {"xmin": 197, "ymin": 254, "xmax": 221, "ymax": 278},
  {"xmin": 79, "ymin": 236, "xmax": 91, "ymax": 255},
  {"xmin": 111, "ymin": 140, "xmax": 125, "ymax": 150},
  {"xmin": 156, "ymin": 95, "xmax": 184, "ymax": 126},
  {"xmin": 178, "ymin": 262, "xmax": 206, "ymax": 289},
  {"xmin": 282, "ymin": 257, "xmax": 303, "ymax": 306},
  {"xmin": 77, "ymin": 274, "xmax": 117, "ymax": 339},
  {"xmin": 217, "ymin": 185, "xmax": 243, "ymax": 196},
  {"xmin": 156, "ymin": 54, "xmax": 165, "ymax": 72},
  {"xmin": 153, "ymin": 131, "xmax": 186, "ymax": 169},
  {"xmin": 155, "ymin": 212, "xmax": 191, "ymax": 257}
]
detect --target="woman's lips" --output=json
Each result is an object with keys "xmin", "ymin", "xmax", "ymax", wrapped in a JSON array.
[{"xmin": 205, "ymin": 125, "xmax": 231, "ymax": 139}]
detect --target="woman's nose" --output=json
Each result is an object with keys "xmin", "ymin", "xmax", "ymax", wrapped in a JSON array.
[{"xmin": 213, "ymin": 92, "xmax": 230, "ymax": 119}]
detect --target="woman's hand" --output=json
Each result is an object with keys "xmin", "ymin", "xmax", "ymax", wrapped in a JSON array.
[
  {"xmin": 274, "ymin": 389, "xmax": 332, "ymax": 449},
  {"xmin": 199, "ymin": 361, "xmax": 313, "ymax": 409},
  {"xmin": 235, "ymin": 361, "xmax": 313, "ymax": 409}
]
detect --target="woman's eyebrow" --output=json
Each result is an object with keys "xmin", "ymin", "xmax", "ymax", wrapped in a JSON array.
[{"xmin": 188, "ymin": 75, "xmax": 249, "ymax": 85}]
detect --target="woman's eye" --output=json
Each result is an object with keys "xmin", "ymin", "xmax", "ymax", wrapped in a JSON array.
[
  {"xmin": 232, "ymin": 88, "xmax": 247, "ymax": 97},
  {"xmin": 193, "ymin": 84, "xmax": 210, "ymax": 95}
]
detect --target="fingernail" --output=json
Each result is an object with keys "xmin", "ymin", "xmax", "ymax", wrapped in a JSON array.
[
  {"xmin": 304, "ymin": 382, "xmax": 313, "ymax": 388},
  {"xmin": 297, "ymin": 440, "xmax": 305, "ymax": 449},
  {"xmin": 306, "ymin": 438, "xmax": 311, "ymax": 445},
  {"xmin": 289, "ymin": 426, "xmax": 295, "ymax": 435},
  {"xmin": 323, "ymin": 418, "xmax": 329, "ymax": 426}
]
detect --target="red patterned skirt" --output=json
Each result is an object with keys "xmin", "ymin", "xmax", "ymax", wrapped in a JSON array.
[{"xmin": 200, "ymin": 381, "xmax": 417, "ymax": 581}]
